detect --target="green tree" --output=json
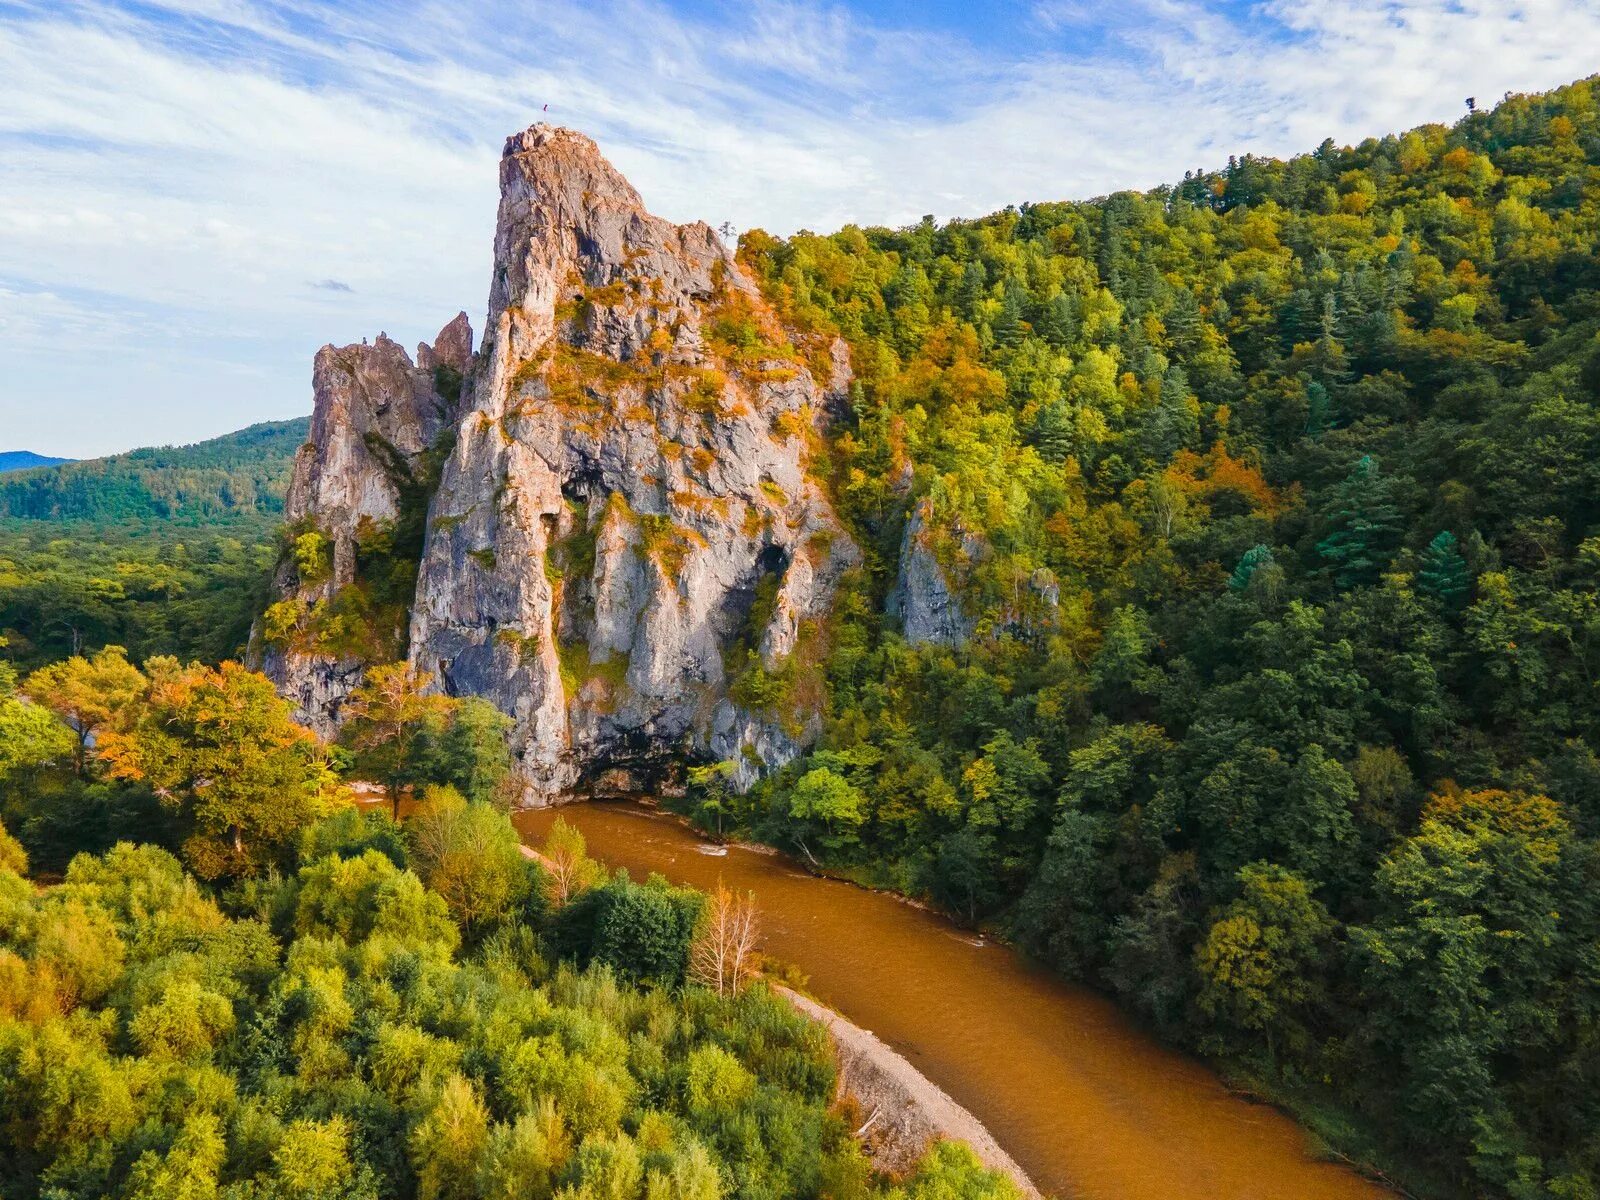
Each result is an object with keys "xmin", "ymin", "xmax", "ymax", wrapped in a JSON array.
[
  {"xmin": 99, "ymin": 661, "xmax": 331, "ymax": 878},
  {"xmin": 1142, "ymin": 366, "xmax": 1200, "ymax": 461},
  {"xmin": 1315, "ymin": 455, "xmax": 1405, "ymax": 589},
  {"xmin": 1416, "ymin": 529, "xmax": 1471, "ymax": 610},
  {"xmin": 411, "ymin": 1074, "xmax": 491, "ymax": 1200},
  {"xmin": 1195, "ymin": 862, "xmax": 1335, "ymax": 1051},
  {"xmin": 927, "ymin": 826, "xmax": 1002, "ymax": 924},
  {"xmin": 555, "ymin": 874, "xmax": 704, "ymax": 986},
  {"xmin": 1090, "ymin": 606, "xmax": 1162, "ymax": 716},
  {"xmin": 0, "ymin": 695, "xmax": 75, "ymax": 778},
  {"xmin": 895, "ymin": 1140, "xmax": 1020, "ymax": 1200},
  {"xmin": 272, "ymin": 1117, "xmax": 364, "ymax": 1200},
  {"xmin": 339, "ymin": 662, "xmax": 454, "ymax": 818},
  {"xmin": 784, "ymin": 766, "xmax": 867, "ymax": 857},
  {"xmin": 123, "ymin": 1113, "xmax": 226, "ymax": 1200},
  {"xmin": 23, "ymin": 645, "xmax": 145, "ymax": 777},
  {"xmin": 293, "ymin": 848, "xmax": 459, "ymax": 950},
  {"xmin": 0, "ymin": 816, "xmax": 26, "ymax": 875},
  {"xmin": 961, "ymin": 731, "xmax": 1050, "ymax": 857},
  {"xmin": 406, "ymin": 788, "xmax": 537, "ymax": 931},
  {"xmin": 424, "ymin": 697, "xmax": 514, "ymax": 805},
  {"xmin": 1028, "ymin": 398, "xmax": 1074, "ymax": 461},
  {"xmin": 1228, "ymin": 544, "xmax": 1275, "ymax": 592},
  {"xmin": 1352, "ymin": 789, "xmax": 1578, "ymax": 1154},
  {"xmin": 540, "ymin": 816, "xmax": 603, "ymax": 909}
]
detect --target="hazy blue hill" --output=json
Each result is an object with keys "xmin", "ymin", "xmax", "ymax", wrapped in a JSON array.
[
  {"xmin": 0, "ymin": 451, "xmax": 73, "ymax": 473},
  {"xmin": 0, "ymin": 416, "xmax": 309, "ymax": 524}
]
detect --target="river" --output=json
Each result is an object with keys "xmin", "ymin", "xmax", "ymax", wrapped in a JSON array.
[{"xmin": 513, "ymin": 801, "xmax": 1389, "ymax": 1200}]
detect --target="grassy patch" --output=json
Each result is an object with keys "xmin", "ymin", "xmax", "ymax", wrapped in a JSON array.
[{"xmin": 556, "ymin": 638, "xmax": 631, "ymax": 711}]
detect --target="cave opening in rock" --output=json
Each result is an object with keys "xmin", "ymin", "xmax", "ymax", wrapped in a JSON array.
[{"xmin": 719, "ymin": 543, "xmax": 790, "ymax": 653}]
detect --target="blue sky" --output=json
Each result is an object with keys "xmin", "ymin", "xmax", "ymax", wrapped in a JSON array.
[{"xmin": 2, "ymin": 0, "xmax": 1597, "ymax": 457}]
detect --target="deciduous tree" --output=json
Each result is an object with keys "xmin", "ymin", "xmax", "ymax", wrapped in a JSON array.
[
  {"xmin": 99, "ymin": 661, "xmax": 331, "ymax": 877},
  {"xmin": 690, "ymin": 883, "xmax": 760, "ymax": 996},
  {"xmin": 340, "ymin": 662, "xmax": 454, "ymax": 818},
  {"xmin": 24, "ymin": 645, "xmax": 145, "ymax": 777}
]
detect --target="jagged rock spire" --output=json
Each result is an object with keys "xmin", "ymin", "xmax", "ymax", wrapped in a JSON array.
[{"xmin": 269, "ymin": 124, "xmax": 857, "ymax": 801}]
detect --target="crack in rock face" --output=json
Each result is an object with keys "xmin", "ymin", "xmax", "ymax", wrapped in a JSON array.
[{"xmin": 269, "ymin": 125, "xmax": 859, "ymax": 803}]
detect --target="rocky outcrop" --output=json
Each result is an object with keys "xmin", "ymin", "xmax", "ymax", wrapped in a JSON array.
[
  {"xmin": 262, "ymin": 317, "xmax": 471, "ymax": 733},
  {"xmin": 887, "ymin": 498, "xmax": 973, "ymax": 647},
  {"xmin": 267, "ymin": 127, "xmax": 857, "ymax": 797},
  {"xmin": 284, "ymin": 124, "xmax": 859, "ymax": 801}
]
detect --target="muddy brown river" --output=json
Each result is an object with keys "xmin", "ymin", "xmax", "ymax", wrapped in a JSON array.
[{"xmin": 514, "ymin": 801, "xmax": 1388, "ymax": 1200}]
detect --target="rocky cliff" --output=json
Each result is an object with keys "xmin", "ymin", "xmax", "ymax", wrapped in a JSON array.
[
  {"xmin": 270, "ymin": 125, "xmax": 859, "ymax": 800},
  {"xmin": 887, "ymin": 498, "xmax": 974, "ymax": 648},
  {"xmin": 262, "ymin": 316, "xmax": 471, "ymax": 734}
]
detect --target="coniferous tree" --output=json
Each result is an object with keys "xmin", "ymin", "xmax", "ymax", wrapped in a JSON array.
[
  {"xmin": 1143, "ymin": 366, "xmax": 1200, "ymax": 461},
  {"xmin": 1229, "ymin": 545, "xmax": 1277, "ymax": 591},
  {"xmin": 954, "ymin": 260, "xmax": 987, "ymax": 319},
  {"xmin": 1036, "ymin": 292, "xmax": 1079, "ymax": 347},
  {"xmin": 991, "ymin": 279, "xmax": 1028, "ymax": 349},
  {"xmin": 1304, "ymin": 379, "xmax": 1334, "ymax": 436},
  {"xmin": 1315, "ymin": 456, "xmax": 1405, "ymax": 589},
  {"xmin": 1029, "ymin": 398, "xmax": 1074, "ymax": 461},
  {"xmin": 1417, "ymin": 530, "xmax": 1472, "ymax": 610}
]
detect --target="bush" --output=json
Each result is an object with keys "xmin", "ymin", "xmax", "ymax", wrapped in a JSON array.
[
  {"xmin": 297, "ymin": 805, "xmax": 407, "ymax": 868},
  {"xmin": 550, "ymin": 872, "xmax": 704, "ymax": 987},
  {"xmin": 405, "ymin": 789, "xmax": 541, "ymax": 932}
]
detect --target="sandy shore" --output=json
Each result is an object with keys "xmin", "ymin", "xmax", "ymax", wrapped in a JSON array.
[{"xmin": 776, "ymin": 985, "xmax": 1042, "ymax": 1197}]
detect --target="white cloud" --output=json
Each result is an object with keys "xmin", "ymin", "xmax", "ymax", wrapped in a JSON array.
[{"xmin": 0, "ymin": 0, "xmax": 1597, "ymax": 455}]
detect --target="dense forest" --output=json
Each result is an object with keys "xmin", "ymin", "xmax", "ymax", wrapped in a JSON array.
[
  {"xmin": 0, "ymin": 420, "xmax": 306, "ymax": 669},
  {"xmin": 0, "ymin": 419, "xmax": 306, "ymax": 524},
  {"xmin": 0, "ymin": 653, "xmax": 1013, "ymax": 1200},
  {"xmin": 4, "ymin": 76, "xmax": 1599, "ymax": 1200},
  {"xmin": 0, "ymin": 523, "xmax": 279, "ymax": 671},
  {"xmin": 690, "ymin": 76, "xmax": 1600, "ymax": 1199}
]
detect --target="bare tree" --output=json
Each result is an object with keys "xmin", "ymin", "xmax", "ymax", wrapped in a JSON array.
[
  {"xmin": 691, "ymin": 883, "xmax": 761, "ymax": 997},
  {"xmin": 541, "ymin": 817, "xmax": 601, "ymax": 908}
]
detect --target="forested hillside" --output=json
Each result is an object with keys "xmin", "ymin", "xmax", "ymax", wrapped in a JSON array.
[
  {"xmin": 0, "ymin": 524, "xmax": 278, "ymax": 670},
  {"xmin": 0, "ymin": 418, "xmax": 306, "ymax": 524},
  {"xmin": 4, "ymin": 73, "xmax": 1599, "ymax": 1200},
  {"xmin": 700, "ymin": 77, "xmax": 1600, "ymax": 1197},
  {"xmin": 0, "ymin": 420, "xmax": 307, "ymax": 669}
]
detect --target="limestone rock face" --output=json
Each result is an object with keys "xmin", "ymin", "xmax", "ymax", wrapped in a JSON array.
[
  {"xmin": 887, "ymin": 498, "xmax": 973, "ymax": 648},
  {"xmin": 404, "ymin": 126, "xmax": 859, "ymax": 800},
  {"xmin": 263, "ymin": 317, "xmax": 471, "ymax": 734},
  {"xmin": 418, "ymin": 311, "xmax": 474, "ymax": 375}
]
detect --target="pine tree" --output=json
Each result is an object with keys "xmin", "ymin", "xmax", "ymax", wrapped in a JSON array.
[
  {"xmin": 1142, "ymin": 366, "xmax": 1199, "ymax": 463},
  {"xmin": 1164, "ymin": 288, "xmax": 1201, "ymax": 356},
  {"xmin": 1036, "ymin": 292, "xmax": 1079, "ymax": 347},
  {"xmin": 1416, "ymin": 530, "xmax": 1471, "ymax": 609},
  {"xmin": 1029, "ymin": 398, "xmax": 1074, "ymax": 461},
  {"xmin": 991, "ymin": 279, "xmax": 1028, "ymax": 349},
  {"xmin": 1314, "ymin": 294, "xmax": 1352, "ymax": 382},
  {"xmin": 1315, "ymin": 455, "xmax": 1405, "ymax": 589},
  {"xmin": 955, "ymin": 260, "xmax": 987, "ymax": 319},
  {"xmin": 1229, "ymin": 544, "xmax": 1276, "ymax": 591},
  {"xmin": 1304, "ymin": 379, "xmax": 1334, "ymax": 437}
]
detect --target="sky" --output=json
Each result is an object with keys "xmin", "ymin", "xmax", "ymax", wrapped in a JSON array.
[{"xmin": 2, "ymin": 0, "xmax": 1598, "ymax": 458}]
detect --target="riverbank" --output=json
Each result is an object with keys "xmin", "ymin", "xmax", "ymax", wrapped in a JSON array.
[
  {"xmin": 519, "ymin": 824, "xmax": 1034, "ymax": 1190},
  {"xmin": 777, "ymin": 985, "xmax": 1040, "ymax": 1197},
  {"xmin": 515, "ymin": 800, "xmax": 1391, "ymax": 1200},
  {"xmin": 613, "ymin": 798, "xmax": 1413, "ymax": 1196}
]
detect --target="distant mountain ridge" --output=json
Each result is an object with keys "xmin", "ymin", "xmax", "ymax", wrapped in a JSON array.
[
  {"xmin": 0, "ymin": 451, "xmax": 73, "ymax": 473},
  {"xmin": 0, "ymin": 417, "xmax": 310, "ymax": 524}
]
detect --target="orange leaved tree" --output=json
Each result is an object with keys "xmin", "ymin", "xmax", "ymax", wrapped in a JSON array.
[{"xmin": 99, "ymin": 661, "xmax": 331, "ymax": 878}]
